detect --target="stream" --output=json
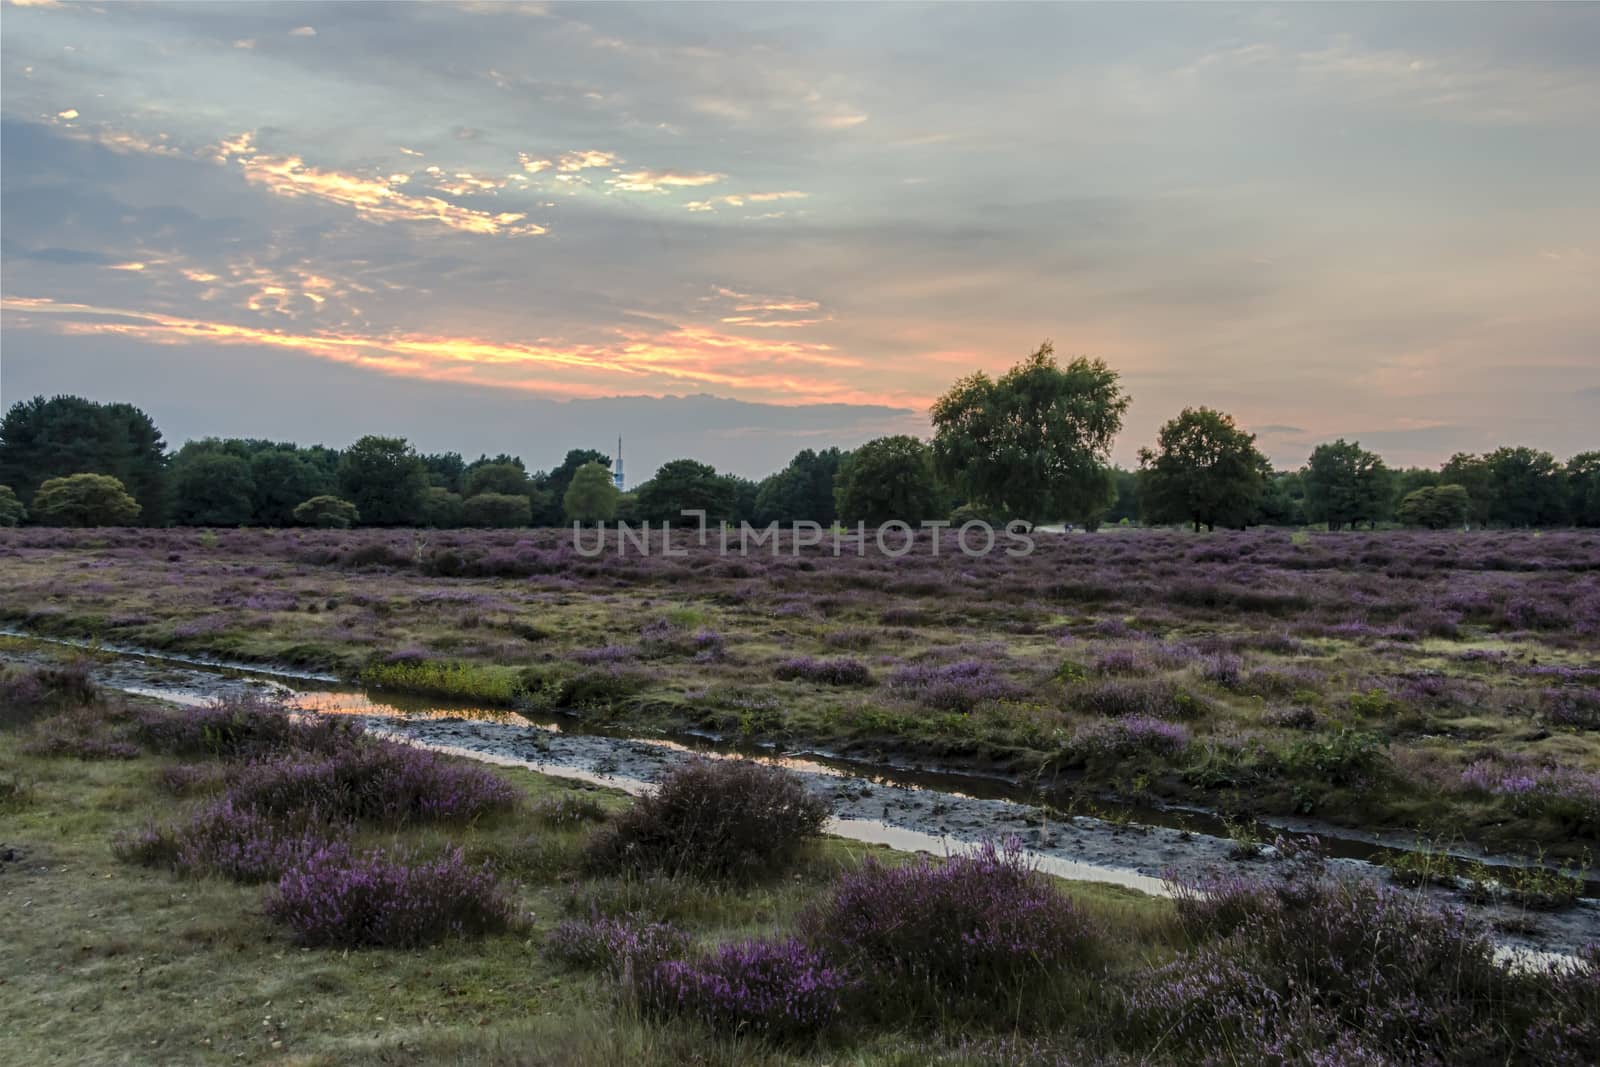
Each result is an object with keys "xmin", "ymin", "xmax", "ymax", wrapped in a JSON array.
[{"xmin": 4, "ymin": 631, "xmax": 1597, "ymax": 958}]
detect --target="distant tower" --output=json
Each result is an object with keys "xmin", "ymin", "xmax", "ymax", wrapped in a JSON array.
[{"xmin": 612, "ymin": 436, "xmax": 625, "ymax": 492}]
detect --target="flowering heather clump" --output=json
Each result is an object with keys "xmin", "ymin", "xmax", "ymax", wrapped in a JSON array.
[
  {"xmin": 1150, "ymin": 846, "xmax": 1600, "ymax": 1065},
  {"xmin": 19, "ymin": 713, "xmax": 141, "ymax": 760},
  {"xmin": 587, "ymin": 758, "xmax": 829, "ymax": 880},
  {"xmin": 223, "ymin": 740, "xmax": 519, "ymax": 826},
  {"xmin": 0, "ymin": 661, "xmax": 98, "ymax": 708},
  {"xmin": 822, "ymin": 627, "xmax": 875, "ymax": 651},
  {"xmin": 805, "ymin": 838, "xmax": 1092, "ymax": 1009},
  {"xmin": 1070, "ymin": 716, "xmax": 1190, "ymax": 759},
  {"xmin": 132, "ymin": 696, "xmax": 362, "ymax": 760},
  {"xmin": 114, "ymin": 796, "xmax": 348, "ymax": 883},
  {"xmin": 266, "ymin": 846, "xmax": 517, "ymax": 948},
  {"xmin": 1263, "ymin": 705, "xmax": 1321, "ymax": 730},
  {"xmin": 545, "ymin": 914, "xmax": 691, "ymax": 976},
  {"xmin": 887, "ymin": 660, "xmax": 1023, "ymax": 713},
  {"xmin": 1067, "ymin": 677, "xmax": 1206, "ymax": 721},
  {"xmin": 1543, "ymin": 687, "xmax": 1600, "ymax": 730},
  {"xmin": 1199, "ymin": 653, "xmax": 1245, "ymax": 689},
  {"xmin": 636, "ymin": 937, "xmax": 849, "ymax": 1044},
  {"xmin": 773, "ymin": 656, "xmax": 874, "ymax": 687}
]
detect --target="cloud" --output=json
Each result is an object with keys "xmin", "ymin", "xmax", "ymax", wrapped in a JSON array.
[
  {"xmin": 215, "ymin": 133, "xmax": 544, "ymax": 236},
  {"xmin": 289, "ymin": 26, "xmax": 316, "ymax": 38},
  {"xmin": 608, "ymin": 169, "xmax": 724, "ymax": 193},
  {"xmin": 3, "ymin": 296, "xmax": 884, "ymax": 405},
  {"xmin": 557, "ymin": 149, "xmax": 617, "ymax": 172}
]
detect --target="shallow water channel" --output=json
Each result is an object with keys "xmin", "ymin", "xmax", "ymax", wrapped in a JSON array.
[{"xmin": 5, "ymin": 631, "xmax": 1598, "ymax": 957}]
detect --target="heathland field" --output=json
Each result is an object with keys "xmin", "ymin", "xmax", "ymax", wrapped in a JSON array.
[
  {"xmin": 2, "ymin": 525, "xmax": 1598, "ymax": 859},
  {"xmin": 3, "ymin": 526, "xmax": 1600, "ymax": 1066}
]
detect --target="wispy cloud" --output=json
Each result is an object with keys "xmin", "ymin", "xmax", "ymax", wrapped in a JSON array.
[{"xmin": 217, "ymin": 133, "xmax": 544, "ymax": 236}]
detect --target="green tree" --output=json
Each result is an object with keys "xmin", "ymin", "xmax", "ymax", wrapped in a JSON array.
[
  {"xmin": 0, "ymin": 395, "xmax": 168, "ymax": 524},
  {"xmin": 250, "ymin": 448, "xmax": 334, "ymax": 526},
  {"xmin": 1106, "ymin": 467, "xmax": 1141, "ymax": 524},
  {"xmin": 1481, "ymin": 446, "xmax": 1566, "ymax": 527},
  {"xmin": 754, "ymin": 448, "xmax": 847, "ymax": 525},
  {"xmin": 1137, "ymin": 408, "xmax": 1268, "ymax": 532},
  {"xmin": 0, "ymin": 485, "xmax": 25, "ymax": 527},
  {"xmin": 1568, "ymin": 452, "xmax": 1600, "ymax": 528},
  {"xmin": 635, "ymin": 459, "xmax": 737, "ymax": 523},
  {"xmin": 1302, "ymin": 440, "xmax": 1393, "ymax": 530},
  {"xmin": 31, "ymin": 473, "xmax": 142, "ymax": 527},
  {"xmin": 464, "ymin": 462, "xmax": 531, "ymax": 498},
  {"xmin": 930, "ymin": 341, "xmax": 1129, "ymax": 523},
  {"xmin": 171, "ymin": 450, "xmax": 256, "ymax": 526},
  {"xmin": 418, "ymin": 487, "xmax": 464, "ymax": 528},
  {"xmin": 1396, "ymin": 485, "xmax": 1470, "ymax": 529},
  {"xmin": 1393, "ymin": 467, "xmax": 1441, "ymax": 501},
  {"xmin": 563, "ymin": 461, "xmax": 619, "ymax": 524},
  {"xmin": 293, "ymin": 495, "xmax": 359, "ymax": 529},
  {"xmin": 422, "ymin": 452, "xmax": 466, "ymax": 494},
  {"xmin": 462, "ymin": 492, "xmax": 531, "ymax": 528},
  {"xmin": 1439, "ymin": 453, "xmax": 1493, "ymax": 526},
  {"xmin": 337, "ymin": 436, "xmax": 428, "ymax": 525},
  {"xmin": 1257, "ymin": 470, "xmax": 1307, "ymax": 526},
  {"xmin": 833, "ymin": 435, "xmax": 943, "ymax": 526}
]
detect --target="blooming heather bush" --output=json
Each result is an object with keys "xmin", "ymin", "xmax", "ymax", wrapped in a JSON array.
[
  {"xmin": 223, "ymin": 740, "xmax": 519, "ymax": 826},
  {"xmin": 1065, "ymin": 677, "xmax": 1206, "ymax": 720},
  {"xmin": 1543, "ymin": 687, "xmax": 1600, "ymax": 730},
  {"xmin": 266, "ymin": 846, "xmax": 517, "ymax": 948},
  {"xmin": 887, "ymin": 660, "xmax": 1023, "ymax": 713},
  {"xmin": 545, "ymin": 914, "xmax": 691, "ymax": 976},
  {"xmin": 636, "ymin": 937, "xmax": 849, "ymax": 1043},
  {"xmin": 773, "ymin": 656, "xmax": 874, "ymax": 687},
  {"xmin": 132, "ymin": 696, "xmax": 362, "ymax": 760},
  {"xmin": 1199, "ymin": 653, "xmax": 1245, "ymax": 689},
  {"xmin": 114, "ymin": 796, "xmax": 348, "ymax": 883},
  {"xmin": 0, "ymin": 661, "xmax": 98, "ymax": 708},
  {"xmin": 156, "ymin": 761, "xmax": 229, "ymax": 795},
  {"xmin": 587, "ymin": 759, "xmax": 829, "ymax": 880},
  {"xmin": 1070, "ymin": 716, "xmax": 1190, "ymax": 760},
  {"xmin": 805, "ymin": 838, "xmax": 1092, "ymax": 1011},
  {"xmin": 19, "ymin": 713, "xmax": 140, "ymax": 760},
  {"xmin": 1155, "ymin": 844, "xmax": 1600, "ymax": 1065}
]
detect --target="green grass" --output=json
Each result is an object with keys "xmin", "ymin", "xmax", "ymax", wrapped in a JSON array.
[{"xmin": 0, "ymin": 711, "xmax": 1178, "ymax": 1066}]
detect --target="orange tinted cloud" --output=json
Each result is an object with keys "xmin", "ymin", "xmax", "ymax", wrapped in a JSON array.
[
  {"xmin": 609, "ymin": 169, "xmax": 724, "ymax": 192},
  {"xmin": 2, "ymin": 297, "xmax": 898, "ymax": 406},
  {"xmin": 217, "ymin": 133, "xmax": 543, "ymax": 236}
]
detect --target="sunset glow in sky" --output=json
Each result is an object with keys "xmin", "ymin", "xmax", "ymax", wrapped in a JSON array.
[{"xmin": 2, "ymin": 1, "xmax": 1596, "ymax": 477}]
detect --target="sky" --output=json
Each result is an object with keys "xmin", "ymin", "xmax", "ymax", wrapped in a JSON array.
[{"xmin": 1, "ymin": 1, "xmax": 1596, "ymax": 480}]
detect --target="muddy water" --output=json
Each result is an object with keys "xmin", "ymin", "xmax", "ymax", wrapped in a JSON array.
[{"xmin": 5, "ymin": 633, "xmax": 1598, "ymax": 954}]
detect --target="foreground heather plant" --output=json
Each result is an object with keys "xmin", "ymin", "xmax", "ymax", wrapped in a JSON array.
[
  {"xmin": 805, "ymin": 838, "xmax": 1093, "ymax": 1016},
  {"xmin": 222, "ymin": 739, "xmax": 519, "ymax": 826},
  {"xmin": 266, "ymin": 846, "xmax": 518, "ymax": 948},
  {"xmin": 773, "ymin": 656, "xmax": 874, "ymax": 687},
  {"xmin": 587, "ymin": 758, "xmax": 829, "ymax": 881},
  {"xmin": 1150, "ymin": 842, "xmax": 1600, "ymax": 1065},
  {"xmin": 19, "ymin": 712, "xmax": 140, "ymax": 760},
  {"xmin": 132, "ymin": 695, "xmax": 363, "ymax": 760},
  {"xmin": 545, "ymin": 914, "xmax": 691, "ymax": 976},
  {"xmin": 1070, "ymin": 716, "xmax": 1190, "ymax": 759},
  {"xmin": 636, "ymin": 937, "xmax": 850, "ymax": 1044},
  {"xmin": 113, "ymin": 796, "xmax": 349, "ymax": 883},
  {"xmin": 887, "ymin": 659, "xmax": 1024, "ymax": 713}
]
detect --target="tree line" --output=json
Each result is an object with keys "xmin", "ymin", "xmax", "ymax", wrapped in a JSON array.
[{"xmin": 1, "ymin": 350, "xmax": 1594, "ymax": 531}]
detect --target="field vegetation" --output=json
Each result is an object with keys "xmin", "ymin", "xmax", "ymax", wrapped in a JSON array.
[
  {"xmin": 2, "ymin": 526, "xmax": 1598, "ymax": 864},
  {"xmin": 2, "ymin": 672, "xmax": 1594, "ymax": 1066}
]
